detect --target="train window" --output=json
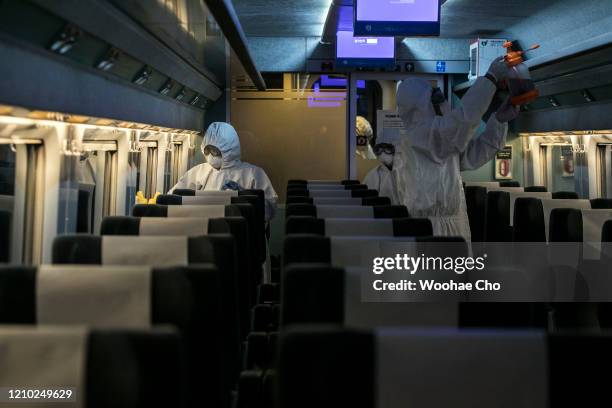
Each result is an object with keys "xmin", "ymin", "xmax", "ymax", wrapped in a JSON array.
[
  {"xmin": 140, "ymin": 141, "xmax": 159, "ymax": 198},
  {"xmin": 0, "ymin": 140, "xmax": 44, "ymax": 264},
  {"xmin": 126, "ymin": 149, "xmax": 141, "ymax": 214},
  {"xmin": 163, "ymin": 139, "xmax": 183, "ymax": 193},
  {"xmin": 76, "ymin": 141, "xmax": 118, "ymax": 234}
]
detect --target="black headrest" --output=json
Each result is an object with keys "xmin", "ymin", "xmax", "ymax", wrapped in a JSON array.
[
  {"xmin": 603, "ymin": 220, "xmax": 612, "ymax": 242},
  {"xmin": 132, "ymin": 204, "xmax": 169, "ymax": 217},
  {"xmin": 283, "ymin": 235, "xmax": 331, "ymax": 266},
  {"xmin": 286, "ymin": 188, "xmax": 310, "ymax": 197},
  {"xmin": 285, "ymin": 217, "xmax": 432, "ymax": 237},
  {"xmin": 288, "ymin": 180, "xmax": 360, "ymax": 186},
  {"xmin": 0, "ymin": 210, "xmax": 11, "ymax": 263},
  {"xmin": 465, "ymin": 186, "xmax": 487, "ymax": 242},
  {"xmin": 52, "ymin": 234, "xmax": 236, "ymax": 266},
  {"xmin": 363, "ymin": 197, "xmax": 391, "ymax": 206},
  {"xmin": 552, "ymin": 191, "xmax": 579, "ymax": 199},
  {"xmin": 344, "ymin": 184, "xmax": 368, "ymax": 190},
  {"xmin": 277, "ymin": 327, "xmax": 374, "ymax": 408},
  {"xmin": 156, "ymin": 194, "xmax": 183, "ymax": 205},
  {"xmin": 101, "ymin": 216, "xmax": 141, "ymax": 235},
  {"xmin": 486, "ymin": 190, "xmax": 512, "ymax": 242},
  {"xmin": 549, "ymin": 208, "xmax": 583, "ymax": 242},
  {"xmin": 286, "ymin": 204, "xmax": 317, "ymax": 218},
  {"xmin": 513, "ymin": 197, "xmax": 546, "ymax": 242},
  {"xmin": 500, "ymin": 181, "xmax": 520, "ymax": 187},
  {"xmin": 286, "ymin": 216, "xmax": 325, "ymax": 235},
  {"xmin": 590, "ymin": 198, "xmax": 612, "ymax": 209},
  {"xmin": 89, "ymin": 329, "xmax": 187, "ymax": 407},
  {"xmin": 415, "ymin": 236, "xmax": 469, "ymax": 257},
  {"xmin": 525, "ymin": 186, "xmax": 547, "ymax": 192},
  {"xmin": 286, "ymin": 196, "xmax": 314, "ymax": 205},
  {"xmin": 393, "ymin": 218, "xmax": 433, "ymax": 236},
  {"xmin": 173, "ymin": 189, "xmax": 196, "ymax": 196},
  {"xmin": 352, "ymin": 189, "xmax": 378, "ymax": 198},
  {"xmin": 281, "ymin": 264, "xmax": 344, "ymax": 326},
  {"xmin": 372, "ymin": 205, "xmax": 410, "ymax": 218}
]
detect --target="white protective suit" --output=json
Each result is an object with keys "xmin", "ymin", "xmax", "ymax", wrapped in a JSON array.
[
  {"xmin": 396, "ymin": 77, "xmax": 507, "ymax": 240},
  {"xmin": 169, "ymin": 122, "xmax": 278, "ymax": 221},
  {"xmin": 363, "ymin": 158, "xmax": 401, "ymax": 205}
]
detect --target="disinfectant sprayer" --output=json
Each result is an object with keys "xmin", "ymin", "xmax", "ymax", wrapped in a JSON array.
[{"xmin": 504, "ymin": 41, "xmax": 540, "ymax": 105}]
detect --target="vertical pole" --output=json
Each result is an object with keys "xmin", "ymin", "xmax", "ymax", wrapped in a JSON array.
[{"xmin": 348, "ymin": 73, "xmax": 357, "ymax": 179}]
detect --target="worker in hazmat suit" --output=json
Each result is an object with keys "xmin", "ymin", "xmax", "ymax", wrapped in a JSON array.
[
  {"xmin": 395, "ymin": 57, "xmax": 519, "ymax": 240},
  {"xmin": 363, "ymin": 142, "xmax": 401, "ymax": 205},
  {"xmin": 355, "ymin": 115, "xmax": 377, "ymax": 160},
  {"xmin": 169, "ymin": 122, "xmax": 278, "ymax": 221}
]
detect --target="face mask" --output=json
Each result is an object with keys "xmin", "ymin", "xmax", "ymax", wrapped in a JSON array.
[
  {"xmin": 378, "ymin": 152, "xmax": 394, "ymax": 169},
  {"xmin": 206, "ymin": 154, "xmax": 223, "ymax": 170}
]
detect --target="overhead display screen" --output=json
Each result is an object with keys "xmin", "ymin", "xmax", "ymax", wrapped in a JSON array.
[
  {"xmin": 336, "ymin": 31, "xmax": 395, "ymax": 68},
  {"xmin": 354, "ymin": 0, "xmax": 441, "ymax": 36}
]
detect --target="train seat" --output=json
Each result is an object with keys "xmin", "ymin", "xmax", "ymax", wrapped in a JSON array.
[
  {"xmin": 287, "ymin": 179, "xmax": 360, "ymax": 187},
  {"xmin": 278, "ymin": 327, "xmax": 594, "ymax": 408},
  {"xmin": 281, "ymin": 264, "xmax": 460, "ymax": 328},
  {"xmin": 464, "ymin": 186, "xmax": 487, "ymax": 242},
  {"xmin": 0, "ymin": 209, "xmax": 10, "ymax": 262},
  {"xmin": 486, "ymin": 191, "xmax": 552, "ymax": 241},
  {"xmin": 514, "ymin": 198, "xmax": 591, "ymax": 242},
  {"xmin": 525, "ymin": 186, "xmax": 548, "ymax": 192},
  {"xmin": 100, "ymin": 215, "xmax": 255, "ymax": 317},
  {"xmin": 285, "ymin": 217, "xmax": 432, "ymax": 237},
  {"xmin": 0, "ymin": 264, "xmax": 237, "ymax": 408},
  {"xmin": 285, "ymin": 196, "xmax": 391, "ymax": 206},
  {"xmin": 590, "ymin": 198, "xmax": 612, "ymax": 209},
  {"xmin": 278, "ymin": 328, "xmax": 612, "ymax": 408},
  {"xmin": 0, "ymin": 325, "xmax": 185, "ymax": 408},
  {"xmin": 51, "ymin": 234, "xmax": 250, "ymax": 337},
  {"xmin": 285, "ymin": 204, "xmax": 408, "ymax": 219},
  {"xmin": 283, "ymin": 235, "xmax": 444, "ymax": 268},
  {"xmin": 168, "ymin": 189, "xmax": 265, "ymax": 246},
  {"xmin": 133, "ymin": 202, "xmax": 263, "ymax": 269},
  {"xmin": 552, "ymin": 191, "xmax": 580, "ymax": 199},
  {"xmin": 153, "ymin": 195, "xmax": 265, "ymax": 264},
  {"xmin": 286, "ymin": 188, "xmax": 378, "ymax": 199}
]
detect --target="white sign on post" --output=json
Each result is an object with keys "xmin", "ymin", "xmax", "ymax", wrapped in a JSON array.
[{"xmin": 376, "ymin": 110, "xmax": 406, "ymax": 146}]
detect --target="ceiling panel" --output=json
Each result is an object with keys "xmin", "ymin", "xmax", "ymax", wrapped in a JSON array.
[{"xmin": 232, "ymin": 0, "xmax": 556, "ymax": 38}]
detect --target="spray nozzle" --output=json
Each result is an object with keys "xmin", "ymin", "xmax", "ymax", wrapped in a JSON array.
[{"xmin": 503, "ymin": 41, "xmax": 540, "ymax": 66}]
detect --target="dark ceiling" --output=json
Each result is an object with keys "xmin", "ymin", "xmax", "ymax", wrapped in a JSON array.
[{"xmin": 232, "ymin": 0, "xmax": 558, "ymax": 38}]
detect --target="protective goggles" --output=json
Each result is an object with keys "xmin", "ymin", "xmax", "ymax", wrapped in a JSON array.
[
  {"xmin": 373, "ymin": 143, "xmax": 395, "ymax": 156},
  {"xmin": 431, "ymin": 87, "xmax": 445, "ymax": 116},
  {"xmin": 203, "ymin": 145, "xmax": 222, "ymax": 157}
]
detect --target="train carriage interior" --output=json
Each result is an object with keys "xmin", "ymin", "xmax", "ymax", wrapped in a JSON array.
[{"xmin": 2, "ymin": 0, "xmax": 612, "ymax": 406}]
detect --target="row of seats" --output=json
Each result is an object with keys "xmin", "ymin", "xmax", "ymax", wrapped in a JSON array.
[
  {"xmin": 464, "ymin": 183, "xmax": 612, "ymax": 243},
  {"xmin": 0, "ymin": 188, "xmax": 269, "ymax": 408},
  {"xmin": 239, "ymin": 179, "xmax": 459, "ymax": 407},
  {"xmin": 253, "ymin": 179, "xmax": 612, "ymax": 407}
]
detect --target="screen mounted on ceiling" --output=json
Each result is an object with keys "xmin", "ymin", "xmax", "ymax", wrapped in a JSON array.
[
  {"xmin": 354, "ymin": 0, "xmax": 441, "ymax": 37},
  {"xmin": 336, "ymin": 31, "xmax": 395, "ymax": 68}
]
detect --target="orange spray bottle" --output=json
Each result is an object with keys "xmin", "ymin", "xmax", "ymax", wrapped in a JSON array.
[{"xmin": 504, "ymin": 41, "xmax": 540, "ymax": 105}]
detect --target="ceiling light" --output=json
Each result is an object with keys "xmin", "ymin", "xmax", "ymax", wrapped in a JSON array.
[
  {"xmin": 548, "ymin": 97, "xmax": 560, "ymax": 108},
  {"xmin": 49, "ymin": 24, "xmax": 81, "ymax": 55},
  {"xmin": 133, "ymin": 66, "xmax": 153, "ymax": 85},
  {"xmin": 582, "ymin": 89, "xmax": 595, "ymax": 103},
  {"xmin": 97, "ymin": 47, "xmax": 120, "ymax": 71}
]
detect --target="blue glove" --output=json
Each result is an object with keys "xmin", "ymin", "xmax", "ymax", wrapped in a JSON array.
[{"xmin": 222, "ymin": 180, "xmax": 243, "ymax": 191}]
